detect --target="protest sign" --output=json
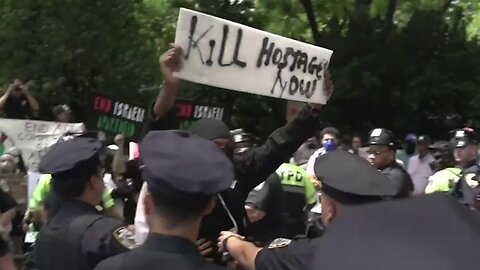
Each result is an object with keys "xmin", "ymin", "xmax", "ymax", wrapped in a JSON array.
[
  {"xmin": 174, "ymin": 8, "xmax": 333, "ymax": 104},
  {"xmin": 91, "ymin": 95, "xmax": 147, "ymax": 141},
  {"xmin": 0, "ymin": 119, "xmax": 84, "ymax": 172},
  {"xmin": 175, "ymin": 99, "xmax": 230, "ymax": 130}
]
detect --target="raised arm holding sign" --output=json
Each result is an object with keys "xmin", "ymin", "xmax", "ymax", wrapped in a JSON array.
[{"xmin": 173, "ymin": 8, "xmax": 333, "ymax": 104}]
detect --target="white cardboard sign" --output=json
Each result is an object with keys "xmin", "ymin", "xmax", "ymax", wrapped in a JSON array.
[
  {"xmin": 174, "ymin": 8, "xmax": 333, "ymax": 104},
  {"xmin": 0, "ymin": 119, "xmax": 84, "ymax": 172}
]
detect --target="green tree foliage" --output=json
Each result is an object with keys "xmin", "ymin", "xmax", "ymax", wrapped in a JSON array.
[{"xmin": 1, "ymin": 0, "xmax": 480, "ymax": 140}]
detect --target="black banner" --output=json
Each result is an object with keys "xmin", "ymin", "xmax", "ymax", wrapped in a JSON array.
[
  {"xmin": 90, "ymin": 95, "xmax": 146, "ymax": 141},
  {"xmin": 175, "ymin": 99, "xmax": 230, "ymax": 130}
]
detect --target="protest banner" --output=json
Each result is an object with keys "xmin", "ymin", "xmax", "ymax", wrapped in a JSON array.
[
  {"xmin": 91, "ymin": 95, "xmax": 147, "ymax": 141},
  {"xmin": 0, "ymin": 119, "xmax": 84, "ymax": 172},
  {"xmin": 175, "ymin": 99, "xmax": 230, "ymax": 130},
  {"xmin": 174, "ymin": 8, "xmax": 333, "ymax": 104}
]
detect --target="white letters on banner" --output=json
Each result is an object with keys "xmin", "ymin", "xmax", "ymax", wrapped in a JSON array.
[
  {"xmin": 174, "ymin": 8, "xmax": 333, "ymax": 104},
  {"xmin": 0, "ymin": 119, "xmax": 84, "ymax": 172}
]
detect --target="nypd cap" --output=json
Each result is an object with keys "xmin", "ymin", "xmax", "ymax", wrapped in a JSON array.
[
  {"xmin": 140, "ymin": 130, "xmax": 234, "ymax": 196},
  {"xmin": 314, "ymin": 150, "xmax": 399, "ymax": 205},
  {"xmin": 368, "ymin": 128, "xmax": 397, "ymax": 148},
  {"xmin": 38, "ymin": 137, "xmax": 102, "ymax": 175}
]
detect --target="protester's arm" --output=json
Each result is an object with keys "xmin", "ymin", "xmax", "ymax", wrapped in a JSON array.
[
  {"xmin": 152, "ymin": 44, "xmax": 182, "ymax": 120},
  {"xmin": 21, "ymin": 84, "xmax": 39, "ymax": 111},
  {"xmin": 236, "ymin": 74, "xmax": 334, "ymax": 193},
  {"xmin": 236, "ymin": 106, "xmax": 322, "ymax": 193},
  {"xmin": 112, "ymin": 134, "xmax": 126, "ymax": 177},
  {"xmin": 0, "ymin": 84, "xmax": 14, "ymax": 110},
  {"xmin": 0, "ymin": 190, "xmax": 17, "ymax": 228},
  {"xmin": 0, "ymin": 209, "xmax": 16, "ymax": 228}
]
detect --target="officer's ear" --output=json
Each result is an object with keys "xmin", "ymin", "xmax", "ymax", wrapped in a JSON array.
[
  {"xmin": 320, "ymin": 194, "xmax": 337, "ymax": 226},
  {"xmin": 202, "ymin": 197, "xmax": 217, "ymax": 216},
  {"xmin": 143, "ymin": 192, "xmax": 155, "ymax": 216}
]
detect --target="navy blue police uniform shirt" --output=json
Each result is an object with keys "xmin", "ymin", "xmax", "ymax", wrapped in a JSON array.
[
  {"xmin": 94, "ymin": 131, "xmax": 235, "ymax": 270},
  {"xmin": 32, "ymin": 137, "xmax": 135, "ymax": 270}
]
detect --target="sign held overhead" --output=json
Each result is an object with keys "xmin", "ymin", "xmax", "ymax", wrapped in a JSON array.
[{"xmin": 174, "ymin": 8, "xmax": 333, "ymax": 104}]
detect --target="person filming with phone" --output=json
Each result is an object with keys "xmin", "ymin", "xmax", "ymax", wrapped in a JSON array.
[{"xmin": 0, "ymin": 78, "xmax": 40, "ymax": 119}]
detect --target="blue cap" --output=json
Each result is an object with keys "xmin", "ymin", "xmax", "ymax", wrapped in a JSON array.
[
  {"xmin": 140, "ymin": 130, "xmax": 234, "ymax": 196},
  {"xmin": 38, "ymin": 137, "xmax": 102, "ymax": 174},
  {"xmin": 405, "ymin": 133, "xmax": 418, "ymax": 143}
]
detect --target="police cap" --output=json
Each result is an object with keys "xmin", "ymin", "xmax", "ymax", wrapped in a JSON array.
[
  {"xmin": 38, "ymin": 137, "xmax": 102, "ymax": 175},
  {"xmin": 428, "ymin": 140, "xmax": 452, "ymax": 151},
  {"xmin": 417, "ymin": 135, "xmax": 431, "ymax": 145},
  {"xmin": 450, "ymin": 128, "xmax": 479, "ymax": 148},
  {"xmin": 367, "ymin": 128, "xmax": 397, "ymax": 148},
  {"xmin": 312, "ymin": 193, "xmax": 480, "ymax": 270},
  {"xmin": 140, "ymin": 130, "xmax": 234, "ymax": 196},
  {"xmin": 190, "ymin": 118, "xmax": 231, "ymax": 141},
  {"xmin": 314, "ymin": 150, "xmax": 399, "ymax": 205}
]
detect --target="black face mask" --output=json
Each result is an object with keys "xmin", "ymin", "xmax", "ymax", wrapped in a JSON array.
[{"xmin": 405, "ymin": 143, "xmax": 416, "ymax": 155}]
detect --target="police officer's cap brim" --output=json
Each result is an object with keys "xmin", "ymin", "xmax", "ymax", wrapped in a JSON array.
[
  {"xmin": 312, "ymin": 194, "xmax": 480, "ymax": 270},
  {"xmin": 313, "ymin": 151, "xmax": 399, "ymax": 204},
  {"xmin": 140, "ymin": 130, "xmax": 234, "ymax": 196},
  {"xmin": 38, "ymin": 137, "xmax": 102, "ymax": 174}
]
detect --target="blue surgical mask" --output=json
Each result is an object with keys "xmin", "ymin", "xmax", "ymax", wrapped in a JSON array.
[{"xmin": 323, "ymin": 139, "xmax": 337, "ymax": 152}]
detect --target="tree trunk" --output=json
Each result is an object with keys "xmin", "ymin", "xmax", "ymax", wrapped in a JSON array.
[{"xmin": 299, "ymin": 0, "xmax": 321, "ymax": 44}]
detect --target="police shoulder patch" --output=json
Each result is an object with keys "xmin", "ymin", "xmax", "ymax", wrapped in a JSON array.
[
  {"xmin": 268, "ymin": 238, "xmax": 292, "ymax": 249},
  {"xmin": 112, "ymin": 226, "xmax": 137, "ymax": 250},
  {"xmin": 465, "ymin": 173, "xmax": 479, "ymax": 188}
]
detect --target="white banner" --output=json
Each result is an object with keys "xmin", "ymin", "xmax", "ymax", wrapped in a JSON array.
[
  {"xmin": 174, "ymin": 8, "xmax": 333, "ymax": 104},
  {"xmin": 0, "ymin": 119, "xmax": 84, "ymax": 172}
]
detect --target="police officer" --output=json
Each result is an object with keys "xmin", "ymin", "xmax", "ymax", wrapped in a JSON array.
[
  {"xmin": 244, "ymin": 162, "xmax": 317, "ymax": 244},
  {"xmin": 450, "ymin": 128, "xmax": 480, "ymax": 207},
  {"xmin": 424, "ymin": 141, "xmax": 461, "ymax": 194},
  {"xmin": 367, "ymin": 128, "xmax": 414, "ymax": 198},
  {"xmin": 311, "ymin": 194, "xmax": 480, "ymax": 270},
  {"xmin": 29, "ymin": 136, "xmax": 134, "ymax": 270},
  {"xmin": 95, "ymin": 130, "xmax": 233, "ymax": 270},
  {"xmin": 217, "ymin": 150, "xmax": 401, "ymax": 270}
]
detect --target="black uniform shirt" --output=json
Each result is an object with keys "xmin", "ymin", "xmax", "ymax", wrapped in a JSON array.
[
  {"xmin": 255, "ymin": 238, "xmax": 314, "ymax": 270},
  {"xmin": 33, "ymin": 200, "xmax": 133, "ymax": 270},
  {"xmin": 94, "ymin": 233, "xmax": 226, "ymax": 270},
  {"xmin": 381, "ymin": 162, "xmax": 414, "ymax": 198}
]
